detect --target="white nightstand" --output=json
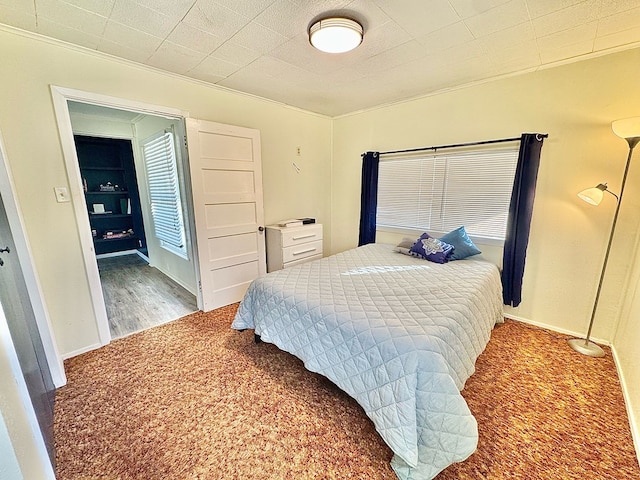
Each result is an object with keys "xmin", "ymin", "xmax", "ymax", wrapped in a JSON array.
[{"xmin": 265, "ymin": 223, "xmax": 323, "ymax": 272}]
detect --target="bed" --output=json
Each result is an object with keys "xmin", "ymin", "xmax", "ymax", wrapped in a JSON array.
[{"xmin": 231, "ymin": 243, "xmax": 503, "ymax": 479}]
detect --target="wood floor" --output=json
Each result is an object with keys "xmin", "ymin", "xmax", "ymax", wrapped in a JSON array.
[{"xmin": 97, "ymin": 254, "xmax": 197, "ymax": 339}]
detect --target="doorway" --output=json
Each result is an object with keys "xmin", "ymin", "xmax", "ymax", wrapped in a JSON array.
[
  {"xmin": 51, "ymin": 86, "xmax": 267, "ymax": 356},
  {"xmin": 67, "ymin": 102, "xmax": 198, "ymax": 340}
]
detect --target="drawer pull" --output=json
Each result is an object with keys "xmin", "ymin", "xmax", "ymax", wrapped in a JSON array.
[
  {"xmin": 292, "ymin": 233, "xmax": 316, "ymax": 240},
  {"xmin": 293, "ymin": 247, "xmax": 316, "ymax": 256}
]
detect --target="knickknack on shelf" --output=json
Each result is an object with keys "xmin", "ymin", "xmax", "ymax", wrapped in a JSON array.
[{"xmin": 75, "ymin": 135, "xmax": 147, "ymax": 256}]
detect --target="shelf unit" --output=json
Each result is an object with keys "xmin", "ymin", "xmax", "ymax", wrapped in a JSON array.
[{"xmin": 75, "ymin": 135, "xmax": 147, "ymax": 256}]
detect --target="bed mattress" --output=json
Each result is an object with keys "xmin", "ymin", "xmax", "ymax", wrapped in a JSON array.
[{"xmin": 232, "ymin": 243, "xmax": 503, "ymax": 479}]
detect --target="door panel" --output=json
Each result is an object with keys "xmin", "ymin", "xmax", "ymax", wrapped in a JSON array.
[
  {"xmin": 202, "ymin": 169, "xmax": 256, "ymax": 194},
  {"xmin": 210, "ymin": 262, "xmax": 260, "ymax": 290},
  {"xmin": 208, "ymin": 262, "xmax": 261, "ymax": 308},
  {"xmin": 186, "ymin": 119, "xmax": 266, "ymax": 311},
  {"xmin": 205, "ymin": 203, "xmax": 257, "ymax": 238},
  {"xmin": 206, "ymin": 203, "xmax": 256, "ymax": 227},
  {"xmin": 0, "ymin": 194, "xmax": 55, "ymax": 464},
  {"xmin": 209, "ymin": 232, "xmax": 259, "ymax": 263},
  {"xmin": 198, "ymin": 131, "xmax": 254, "ymax": 161}
]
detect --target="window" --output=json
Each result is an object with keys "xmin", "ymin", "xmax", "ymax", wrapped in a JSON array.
[
  {"xmin": 142, "ymin": 132, "xmax": 187, "ymax": 257},
  {"xmin": 376, "ymin": 145, "xmax": 519, "ymax": 242}
]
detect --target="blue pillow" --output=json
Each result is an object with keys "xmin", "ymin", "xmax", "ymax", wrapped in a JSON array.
[
  {"xmin": 439, "ymin": 226, "xmax": 481, "ymax": 260},
  {"xmin": 409, "ymin": 232, "xmax": 454, "ymax": 264}
]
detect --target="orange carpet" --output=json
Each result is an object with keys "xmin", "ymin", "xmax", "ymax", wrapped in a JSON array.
[{"xmin": 54, "ymin": 304, "xmax": 639, "ymax": 479}]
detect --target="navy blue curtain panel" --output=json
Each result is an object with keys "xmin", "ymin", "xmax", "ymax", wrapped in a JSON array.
[
  {"xmin": 502, "ymin": 134, "xmax": 545, "ymax": 307},
  {"xmin": 358, "ymin": 151, "xmax": 380, "ymax": 246}
]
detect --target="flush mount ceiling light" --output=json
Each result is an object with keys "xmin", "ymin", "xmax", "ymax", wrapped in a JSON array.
[{"xmin": 309, "ymin": 17, "xmax": 363, "ymax": 53}]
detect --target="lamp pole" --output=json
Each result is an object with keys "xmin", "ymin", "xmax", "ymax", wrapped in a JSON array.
[{"xmin": 569, "ymin": 136, "xmax": 639, "ymax": 357}]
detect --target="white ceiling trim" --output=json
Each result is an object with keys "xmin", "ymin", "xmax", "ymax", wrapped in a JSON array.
[
  {"xmin": 0, "ymin": 23, "xmax": 331, "ymax": 119},
  {"xmin": 333, "ymin": 39, "xmax": 640, "ymax": 120},
  {"xmin": 3, "ymin": 20, "xmax": 640, "ymax": 120},
  {"xmin": 3, "ymin": 0, "xmax": 640, "ymax": 115}
]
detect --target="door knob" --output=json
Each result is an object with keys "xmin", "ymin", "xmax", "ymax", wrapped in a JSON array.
[
  {"xmin": 0, "ymin": 246, "xmax": 9, "ymax": 254},
  {"xmin": 258, "ymin": 226, "xmax": 265, "ymax": 232}
]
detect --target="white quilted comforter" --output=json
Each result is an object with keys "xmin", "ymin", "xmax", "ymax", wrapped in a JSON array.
[{"xmin": 231, "ymin": 243, "xmax": 503, "ymax": 479}]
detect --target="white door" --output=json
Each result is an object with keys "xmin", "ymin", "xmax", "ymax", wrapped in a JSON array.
[{"xmin": 185, "ymin": 119, "xmax": 266, "ymax": 311}]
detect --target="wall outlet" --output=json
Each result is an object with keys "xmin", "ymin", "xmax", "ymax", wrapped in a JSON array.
[{"xmin": 54, "ymin": 186, "xmax": 70, "ymax": 203}]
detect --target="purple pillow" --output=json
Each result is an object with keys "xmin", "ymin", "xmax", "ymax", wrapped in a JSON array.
[{"xmin": 409, "ymin": 232, "xmax": 454, "ymax": 264}]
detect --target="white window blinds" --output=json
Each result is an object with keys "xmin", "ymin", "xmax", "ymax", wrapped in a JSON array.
[
  {"xmin": 376, "ymin": 146, "xmax": 519, "ymax": 241},
  {"xmin": 142, "ymin": 132, "xmax": 186, "ymax": 254}
]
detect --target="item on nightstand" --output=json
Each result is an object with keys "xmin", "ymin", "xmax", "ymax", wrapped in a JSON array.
[
  {"xmin": 277, "ymin": 218, "xmax": 303, "ymax": 227},
  {"xmin": 298, "ymin": 217, "xmax": 316, "ymax": 224}
]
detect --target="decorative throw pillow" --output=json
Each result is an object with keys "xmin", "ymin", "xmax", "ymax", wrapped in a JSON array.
[
  {"xmin": 439, "ymin": 226, "xmax": 481, "ymax": 260},
  {"xmin": 394, "ymin": 237, "xmax": 416, "ymax": 256},
  {"xmin": 409, "ymin": 232, "xmax": 454, "ymax": 263}
]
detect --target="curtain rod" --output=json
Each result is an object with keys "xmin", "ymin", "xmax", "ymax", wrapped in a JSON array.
[{"xmin": 363, "ymin": 133, "xmax": 548, "ymax": 157}]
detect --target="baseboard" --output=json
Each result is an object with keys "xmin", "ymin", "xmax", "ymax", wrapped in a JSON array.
[
  {"xmin": 135, "ymin": 250, "xmax": 150, "ymax": 263},
  {"xmin": 95, "ymin": 249, "xmax": 139, "ymax": 260},
  {"xmin": 610, "ymin": 344, "xmax": 640, "ymax": 467},
  {"xmin": 61, "ymin": 342, "xmax": 102, "ymax": 360},
  {"xmin": 503, "ymin": 313, "xmax": 610, "ymax": 346}
]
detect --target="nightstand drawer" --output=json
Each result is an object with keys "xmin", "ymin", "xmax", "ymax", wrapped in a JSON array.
[
  {"xmin": 266, "ymin": 223, "xmax": 323, "ymax": 272},
  {"xmin": 282, "ymin": 240, "xmax": 323, "ymax": 263},
  {"xmin": 281, "ymin": 224, "xmax": 323, "ymax": 247},
  {"xmin": 283, "ymin": 253, "xmax": 323, "ymax": 269}
]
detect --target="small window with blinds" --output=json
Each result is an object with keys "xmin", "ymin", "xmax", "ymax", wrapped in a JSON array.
[
  {"xmin": 376, "ymin": 145, "xmax": 519, "ymax": 242},
  {"xmin": 142, "ymin": 132, "xmax": 187, "ymax": 258}
]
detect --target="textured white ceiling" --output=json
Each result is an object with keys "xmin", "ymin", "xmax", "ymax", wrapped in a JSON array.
[{"xmin": 2, "ymin": 0, "xmax": 640, "ymax": 116}]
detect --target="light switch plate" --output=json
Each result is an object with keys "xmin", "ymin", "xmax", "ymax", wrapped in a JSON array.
[{"xmin": 54, "ymin": 186, "xmax": 70, "ymax": 203}]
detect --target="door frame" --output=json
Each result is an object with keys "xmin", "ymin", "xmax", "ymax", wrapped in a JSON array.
[
  {"xmin": 50, "ymin": 86, "xmax": 201, "ymax": 352},
  {"xmin": 0, "ymin": 131, "xmax": 66, "ymax": 387}
]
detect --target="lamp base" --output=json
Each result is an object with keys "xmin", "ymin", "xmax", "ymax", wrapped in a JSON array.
[{"xmin": 568, "ymin": 338, "xmax": 605, "ymax": 357}]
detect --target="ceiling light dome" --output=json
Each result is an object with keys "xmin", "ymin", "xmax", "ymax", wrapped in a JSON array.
[{"xmin": 309, "ymin": 17, "xmax": 363, "ymax": 54}]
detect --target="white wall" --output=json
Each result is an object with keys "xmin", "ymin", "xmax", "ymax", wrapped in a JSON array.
[
  {"xmin": 0, "ymin": 27, "xmax": 332, "ymax": 358},
  {"xmin": 332, "ymin": 47, "xmax": 640, "ymax": 345},
  {"xmin": 614, "ymin": 226, "xmax": 640, "ymax": 455},
  {"xmin": 69, "ymin": 109, "xmax": 135, "ymax": 139},
  {"xmin": 133, "ymin": 115, "xmax": 197, "ymax": 294}
]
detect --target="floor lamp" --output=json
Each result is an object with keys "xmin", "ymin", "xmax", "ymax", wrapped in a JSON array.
[{"xmin": 568, "ymin": 117, "xmax": 640, "ymax": 357}]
